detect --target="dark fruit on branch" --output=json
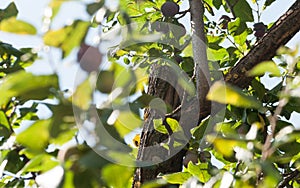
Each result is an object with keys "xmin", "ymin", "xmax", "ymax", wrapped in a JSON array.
[
  {"xmin": 161, "ymin": 1, "xmax": 179, "ymax": 17},
  {"xmin": 151, "ymin": 21, "xmax": 169, "ymax": 33},
  {"xmin": 77, "ymin": 43, "xmax": 102, "ymax": 72},
  {"xmin": 219, "ymin": 15, "xmax": 231, "ymax": 29},
  {"xmin": 254, "ymin": 22, "xmax": 267, "ymax": 38},
  {"xmin": 173, "ymin": 23, "xmax": 186, "ymax": 38},
  {"xmin": 253, "ymin": 22, "xmax": 266, "ymax": 31},
  {"xmin": 183, "ymin": 151, "xmax": 198, "ymax": 167}
]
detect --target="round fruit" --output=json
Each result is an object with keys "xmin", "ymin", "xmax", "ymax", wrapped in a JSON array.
[
  {"xmin": 96, "ymin": 70, "xmax": 114, "ymax": 93},
  {"xmin": 253, "ymin": 22, "xmax": 266, "ymax": 31},
  {"xmin": 183, "ymin": 151, "xmax": 198, "ymax": 167},
  {"xmin": 151, "ymin": 21, "xmax": 169, "ymax": 33},
  {"xmin": 161, "ymin": 1, "xmax": 179, "ymax": 17},
  {"xmin": 254, "ymin": 29, "xmax": 265, "ymax": 38},
  {"xmin": 77, "ymin": 43, "xmax": 102, "ymax": 72},
  {"xmin": 171, "ymin": 23, "xmax": 186, "ymax": 39},
  {"xmin": 253, "ymin": 22, "xmax": 267, "ymax": 38}
]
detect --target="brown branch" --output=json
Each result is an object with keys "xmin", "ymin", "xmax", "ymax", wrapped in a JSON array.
[
  {"xmin": 225, "ymin": 0, "xmax": 300, "ymax": 88},
  {"xmin": 277, "ymin": 170, "xmax": 300, "ymax": 188}
]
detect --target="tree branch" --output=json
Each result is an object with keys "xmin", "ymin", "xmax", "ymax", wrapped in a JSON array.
[
  {"xmin": 189, "ymin": 0, "xmax": 211, "ymax": 120},
  {"xmin": 225, "ymin": 0, "xmax": 300, "ymax": 88}
]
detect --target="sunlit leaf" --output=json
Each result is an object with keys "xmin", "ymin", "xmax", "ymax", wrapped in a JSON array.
[
  {"xmin": 207, "ymin": 81, "xmax": 263, "ymax": 109},
  {"xmin": 0, "ymin": 71, "xmax": 58, "ymax": 106},
  {"xmin": 247, "ymin": 61, "xmax": 281, "ymax": 77},
  {"xmin": 207, "ymin": 135, "xmax": 245, "ymax": 157},
  {"xmin": 43, "ymin": 20, "xmax": 90, "ymax": 58},
  {"xmin": 166, "ymin": 118, "xmax": 182, "ymax": 133},
  {"xmin": 16, "ymin": 120, "xmax": 51, "ymax": 151},
  {"xmin": 187, "ymin": 162, "xmax": 211, "ymax": 183},
  {"xmin": 101, "ymin": 164, "xmax": 134, "ymax": 188},
  {"xmin": 0, "ymin": 111, "xmax": 10, "ymax": 130},
  {"xmin": 154, "ymin": 118, "xmax": 168, "ymax": 134},
  {"xmin": 72, "ymin": 75, "xmax": 94, "ymax": 110},
  {"xmin": 21, "ymin": 154, "xmax": 59, "ymax": 173},
  {"xmin": 207, "ymin": 48, "xmax": 227, "ymax": 61},
  {"xmin": 114, "ymin": 111, "xmax": 142, "ymax": 137},
  {"xmin": 0, "ymin": 111, "xmax": 11, "ymax": 138},
  {"xmin": 162, "ymin": 172, "xmax": 192, "ymax": 184},
  {"xmin": 233, "ymin": 30, "xmax": 248, "ymax": 46},
  {"xmin": 48, "ymin": 0, "xmax": 69, "ymax": 20},
  {"xmin": 0, "ymin": 17, "xmax": 36, "ymax": 35}
]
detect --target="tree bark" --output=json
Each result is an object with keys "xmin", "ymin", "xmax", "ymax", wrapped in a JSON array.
[{"xmin": 132, "ymin": 64, "xmax": 186, "ymax": 188}]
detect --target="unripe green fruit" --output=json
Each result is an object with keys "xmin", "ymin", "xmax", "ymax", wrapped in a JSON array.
[
  {"xmin": 161, "ymin": 1, "xmax": 179, "ymax": 17},
  {"xmin": 96, "ymin": 71, "xmax": 114, "ymax": 93}
]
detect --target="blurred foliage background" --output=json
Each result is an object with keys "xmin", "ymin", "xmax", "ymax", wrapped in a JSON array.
[{"xmin": 0, "ymin": 0, "xmax": 300, "ymax": 187}]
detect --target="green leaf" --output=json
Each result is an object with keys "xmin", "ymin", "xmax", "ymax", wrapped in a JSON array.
[
  {"xmin": 0, "ymin": 71, "xmax": 58, "ymax": 106},
  {"xmin": 187, "ymin": 163, "xmax": 211, "ymax": 183},
  {"xmin": 247, "ymin": 61, "xmax": 281, "ymax": 77},
  {"xmin": 0, "ymin": 17, "xmax": 36, "ymax": 35},
  {"xmin": 72, "ymin": 75, "xmax": 94, "ymax": 110},
  {"xmin": 0, "ymin": 42, "xmax": 23, "ymax": 57},
  {"xmin": 101, "ymin": 164, "xmax": 134, "ymax": 188},
  {"xmin": 16, "ymin": 120, "xmax": 51, "ymax": 151},
  {"xmin": 21, "ymin": 154, "xmax": 59, "ymax": 173},
  {"xmin": 207, "ymin": 136, "xmax": 245, "ymax": 157},
  {"xmin": 207, "ymin": 81, "xmax": 263, "ymax": 109},
  {"xmin": 251, "ymin": 79, "xmax": 266, "ymax": 100},
  {"xmin": 228, "ymin": 0, "xmax": 254, "ymax": 22},
  {"xmin": 162, "ymin": 172, "xmax": 192, "ymax": 184},
  {"xmin": 48, "ymin": 0, "xmax": 68, "ymax": 20},
  {"xmin": 79, "ymin": 150, "xmax": 109, "ymax": 169},
  {"xmin": 0, "ymin": 111, "xmax": 10, "ymax": 130},
  {"xmin": 87, "ymin": 2, "xmax": 105, "ymax": 15},
  {"xmin": 96, "ymin": 70, "xmax": 115, "ymax": 93},
  {"xmin": 0, "ymin": 2, "xmax": 18, "ymax": 21},
  {"xmin": 213, "ymin": 0, "xmax": 222, "ymax": 9},
  {"xmin": 154, "ymin": 118, "xmax": 168, "ymax": 134},
  {"xmin": 43, "ymin": 20, "xmax": 89, "ymax": 58},
  {"xmin": 114, "ymin": 111, "xmax": 143, "ymax": 137},
  {"xmin": 0, "ymin": 111, "xmax": 11, "ymax": 138},
  {"xmin": 207, "ymin": 48, "xmax": 227, "ymax": 61},
  {"xmin": 227, "ymin": 18, "xmax": 247, "ymax": 36},
  {"xmin": 50, "ymin": 128, "xmax": 76, "ymax": 145},
  {"xmin": 166, "ymin": 118, "xmax": 181, "ymax": 132},
  {"xmin": 263, "ymin": 0, "xmax": 277, "ymax": 9},
  {"xmin": 233, "ymin": 30, "xmax": 248, "ymax": 46}
]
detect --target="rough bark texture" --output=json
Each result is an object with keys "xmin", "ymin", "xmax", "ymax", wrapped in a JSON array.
[
  {"xmin": 133, "ymin": 0, "xmax": 300, "ymax": 187},
  {"xmin": 132, "ymin": 64, "xmax": 186, "ymax": 188},
  {"xmin": 190, "ymin": 0, "xmax": 211, "ymax": 117},
  {"xmin": 225, "ymin": 0, "xmax": 300, "ymax": 88}
]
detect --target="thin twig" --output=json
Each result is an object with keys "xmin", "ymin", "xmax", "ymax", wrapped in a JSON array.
[
  {"xmin": 262, "ymin": 56, "xmax": 297, "ymax": 160},
  {"xmin": 277, "ymin": 170, "xmax": 300, "ymax": 188}
]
